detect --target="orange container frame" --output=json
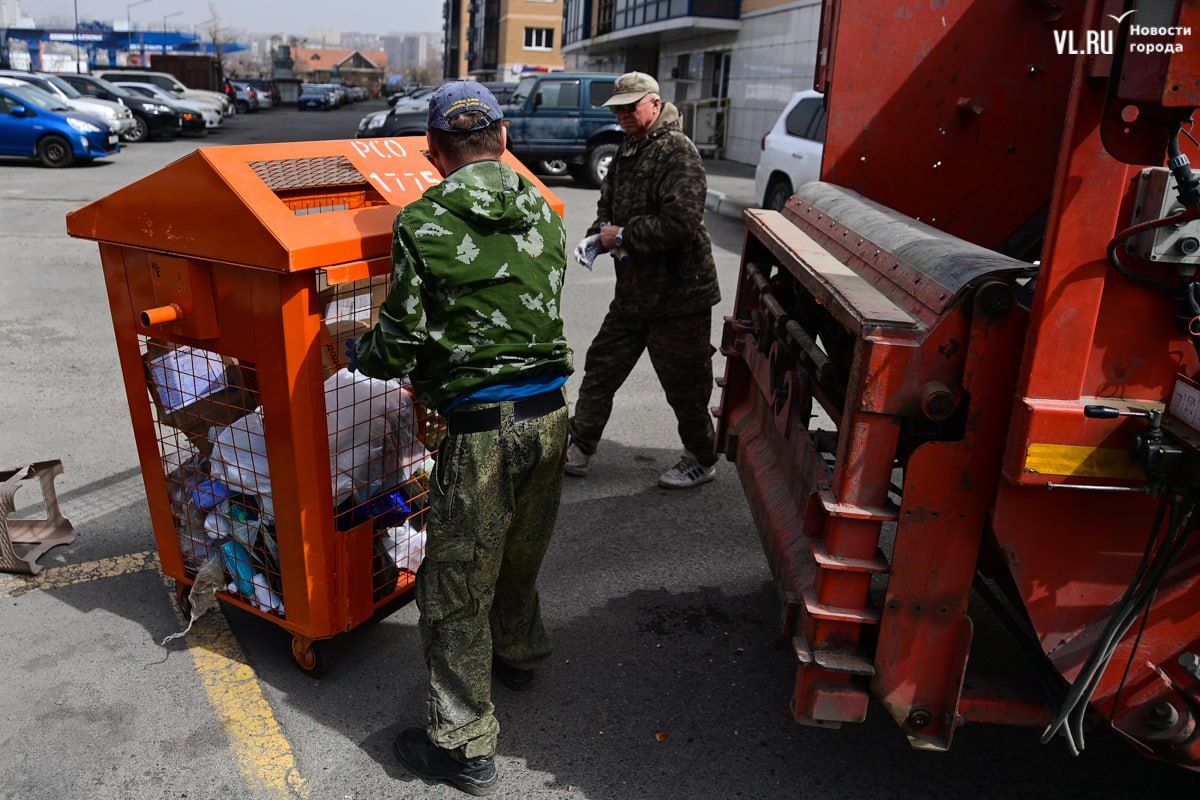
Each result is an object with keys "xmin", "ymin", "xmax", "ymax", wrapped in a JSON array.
[{"xmin": 67, "ymin": 138, "xmax": 564, "ymax": 675}]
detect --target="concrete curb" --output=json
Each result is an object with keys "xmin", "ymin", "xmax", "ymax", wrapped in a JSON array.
[{"xmin": 705, "ymin": 189, "xmax": 752, "ymax": 221}]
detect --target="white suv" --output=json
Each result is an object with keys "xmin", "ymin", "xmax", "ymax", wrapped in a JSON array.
[{"xmin": 754, "ymin": 90, "xmax": 826, "ymax": 211}]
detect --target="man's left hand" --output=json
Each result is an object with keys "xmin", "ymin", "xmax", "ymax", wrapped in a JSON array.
[
  {"xmin": 598, "ymin": 224, "xmax": 622, "ymax": 251},
  {"xmin": 344, "ymin": 337, "xmax": 361, "ymax": 373}
]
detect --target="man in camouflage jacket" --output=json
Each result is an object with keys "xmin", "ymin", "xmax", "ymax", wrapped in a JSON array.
[
  {"xmin": 566, "ymin": 71, "xmax": 721, "ymax": 489},
  {"xmin": 352, "ymin": 80, "xmax": 572, "ymax": 796}
]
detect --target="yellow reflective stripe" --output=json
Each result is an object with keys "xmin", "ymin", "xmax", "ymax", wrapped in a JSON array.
[{"xmin": 1025, "ymin": 443, "xmax": 1144, "ymax": 479}]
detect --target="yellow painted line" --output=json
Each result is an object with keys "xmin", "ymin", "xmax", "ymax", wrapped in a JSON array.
[
  {"xmin": 1025, "ymin": 443, "xmax": 1144, "ymax": 479},
  {"xmin": 0, "ymin": 550, "xmax": 307, "ymax": 798},
  {"xmin": 0, "ymin": 550, "xmax": 159, "ymax": 597},
  {"xmin": 184, "ymin": 612, "xmax": 309, "ymax": 799}
]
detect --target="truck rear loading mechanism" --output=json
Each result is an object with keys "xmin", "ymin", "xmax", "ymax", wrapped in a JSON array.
[{"xmin": 716, "ymin": 0, "xmax": 1200, "ymax": 768}]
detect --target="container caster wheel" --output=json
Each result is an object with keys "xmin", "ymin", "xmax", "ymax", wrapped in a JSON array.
[
  {"xmin": 291, "ymin": 635, "xmax": 326, "ymax": 678},
  {"xmin": 174, "ymin": 580, "xmax": 192, "ymax": 617}
]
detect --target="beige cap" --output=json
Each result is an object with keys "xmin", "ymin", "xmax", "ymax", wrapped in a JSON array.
[{"xmin": 603, "ymin": 71, "xmax": 660, "ymax": 107}]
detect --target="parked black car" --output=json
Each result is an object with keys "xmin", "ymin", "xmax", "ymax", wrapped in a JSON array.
[
  {"xmin": 356, "ymin": 107, "xmax": 426, "ymax": 138},
  {"xmin": 55, "ymin": 72, "xmax": 181, "ymax": 142}
]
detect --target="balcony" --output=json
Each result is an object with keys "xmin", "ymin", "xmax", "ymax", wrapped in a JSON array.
[{"xmin": 565, "ymin": 0, "xmax": 740, "ymax": 53}]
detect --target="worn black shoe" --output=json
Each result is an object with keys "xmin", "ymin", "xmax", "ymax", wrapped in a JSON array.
[
  {"xmin": 393, "ymin": 728, "xmax": 497, "ymax": 796},
  {"xmin": 492, "ymin": 654, "xmax": 535, "ymax": 691}
]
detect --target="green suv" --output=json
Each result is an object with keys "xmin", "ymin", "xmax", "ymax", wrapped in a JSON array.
[{"xmin": 503, "ymin": 72, "xmax": 622, "ymax": 187}]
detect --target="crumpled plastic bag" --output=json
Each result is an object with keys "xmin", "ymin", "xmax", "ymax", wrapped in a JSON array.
[
  {"xmin": 325, "ymin": 369, "xmax": 426, "ymax": 504},
  {"xmin": 209, "ymin": 410, "xmax": 275, "ymax": 518},
  {"xmin": 573, "ymin": 233, "xmax": 602, "ymax": 270},
  {"xmin": 207, "ymin": 370, "xmax": 428, "ymax": 515},
  {"xmin": 161, "ymin": 555, "xmax": 225, "ymax": 645}
]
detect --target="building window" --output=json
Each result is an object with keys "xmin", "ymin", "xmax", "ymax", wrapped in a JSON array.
[{"xmin": 524, "ymin": 27, "xmax": 554, "ymax": 50}]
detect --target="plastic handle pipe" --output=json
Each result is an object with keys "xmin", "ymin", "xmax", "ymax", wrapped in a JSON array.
[{"xmin": 140, "ymin": 303, "xmax": 182, "ymax": 327}]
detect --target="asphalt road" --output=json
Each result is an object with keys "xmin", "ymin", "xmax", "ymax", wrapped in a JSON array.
[{"xmin": 0, "ymin": 100, "xmax": 1195, "ymax": 800}]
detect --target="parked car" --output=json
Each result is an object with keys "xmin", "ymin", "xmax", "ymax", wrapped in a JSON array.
[
  {"xmin": 114, "ymin": 82, "xmax": 215, "ymax": 134},
  {"xmin": 503, "ymin": 72, "xmax": 621, "ymax": 186},
  {"xmin": 298, "ymin": 85, "xmax": 332, "ymax": 111},
  {"xmin": 55, "ymin": 72, "xmax": 181, "ymax": 142},
  {"xmin": 0, "ymin": 69, "xmax": 137, "ymax": 141},
  {"xmin": 229, "ymin": 80, "xmax": 261, "ymax": 113},
  {"xmin": 241, "ymin": 78, "xmax": 280, "ymax": 106},
  {"xmin": 356, "ymin": 107, "xmax": 426, "ymax": 138},
  {"xmin": 94, "ymin": 69, "xmax": 233, "ymax": 117},
  {"xmin": 0, "ymin": 80, "xmax": 119, "ymax": 167},
  {"xmin": 390, "ymin": 86, "xmax": 434, "ymax": 111},
  {"xmin": 754, "ymin": 89, "xmax": 826, "ymax": 211},
  {"xmin": 481, "ymin": 82, "xmax": 518, "ymax": 105}
]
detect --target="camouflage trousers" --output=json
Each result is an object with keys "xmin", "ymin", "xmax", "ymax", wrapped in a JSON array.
[
  {"xmin": 417, "ymin": 390, "xmax": 568, "ymax": 760},
  {"xmin": 569, "ymin": 308, "xmax": 717, "ymax": 466}
]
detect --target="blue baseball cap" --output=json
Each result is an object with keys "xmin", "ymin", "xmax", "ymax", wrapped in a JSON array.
[{"xmin": 427, "ymin": 80, "xmax": 503, "ymax": 132}]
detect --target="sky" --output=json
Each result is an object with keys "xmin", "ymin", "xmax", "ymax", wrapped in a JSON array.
[{"xmin": 18, "ymin": 0, "xmax": 443, "ymax": 36}]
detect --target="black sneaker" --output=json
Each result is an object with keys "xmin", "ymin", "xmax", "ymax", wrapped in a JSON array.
[
  {"xmin": 492, "ymin": 654, "xmax": 535, "ymax": 691},
  {"xmin": 393, "ymin": 728, "xmax": 498, "ymax": 796}
]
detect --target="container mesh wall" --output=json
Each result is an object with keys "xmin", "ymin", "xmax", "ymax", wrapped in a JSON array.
[
  {"xmin": 318, "ymin": 270, "xmax": 440, "ymax": 603},
  {"xmin": 138, "ymin": 275, "xmax": 440, "ymax": 618}
]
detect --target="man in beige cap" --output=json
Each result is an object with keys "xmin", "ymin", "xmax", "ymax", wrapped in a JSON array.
[{"xmin": 565, "ymin": 70, "xmax": 721, "ymax": 489}]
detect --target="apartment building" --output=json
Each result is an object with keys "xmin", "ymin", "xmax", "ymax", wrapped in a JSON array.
[
  {"xmin": 444, "ymin": 0, "xmax": 564, "ymax": 82},
  {"xmin": 562, "ymin": 0, "xmax": 821, "ymax": 165}
]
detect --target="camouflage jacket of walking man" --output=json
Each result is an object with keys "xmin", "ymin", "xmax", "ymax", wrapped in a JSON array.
[
  {"xmin": 566, "ymin": 71, "xmax": 722, "ymax": 490},
  {"xmin": 351, "ymin": 80, "xmax": 573, "ymax": 797}
]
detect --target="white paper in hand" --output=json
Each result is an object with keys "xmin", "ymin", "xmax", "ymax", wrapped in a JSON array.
[{"xmin": 573, "ymin": 234, "xmax": 603, "ymax": 270}]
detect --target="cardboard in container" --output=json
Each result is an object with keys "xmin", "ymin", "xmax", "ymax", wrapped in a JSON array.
[
  {"xmin": 143, "ymin": 344, "xmax": 259, "ymax": 452},
  {"xmin": 317, "ymin": 277, "xmax": 389, "ymax": 378}
]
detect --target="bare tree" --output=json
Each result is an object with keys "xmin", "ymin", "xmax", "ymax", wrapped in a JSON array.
[{"xmin": 409, "ymin": 55, "xmax": 443, "ymax": 87}]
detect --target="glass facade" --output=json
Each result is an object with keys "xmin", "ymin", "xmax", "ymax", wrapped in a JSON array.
[
  {"xmin": 564, "ymin": 0, "xmax": 592, "ymax": 46},
  {"xmin": 566, "ymin": 0, "xmax": 738, "ymax": 44}
]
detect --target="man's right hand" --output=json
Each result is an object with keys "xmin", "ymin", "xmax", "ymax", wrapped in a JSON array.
[{"xmin": 344, "ymin": 337, "xmax": 360, "ymax": 373}]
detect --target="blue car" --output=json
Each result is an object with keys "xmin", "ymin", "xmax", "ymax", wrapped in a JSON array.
[
  {"xmin": 0, "ymin": 81, "xmax": 120, "ymax": 167},
  {"xmin": 298, "ymin": 86, "xmax": 330, "ymax": 111}
]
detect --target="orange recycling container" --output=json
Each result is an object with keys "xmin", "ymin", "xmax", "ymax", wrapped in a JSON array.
[{"xmin": 67, "ymin": 139, "xmax": 564, "ymax": 676}]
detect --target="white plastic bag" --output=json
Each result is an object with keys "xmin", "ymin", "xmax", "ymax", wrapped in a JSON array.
[
  {"xmin": 208, "ymin": 410, "xmax": 274, "ymax": 517},
  {"xmin": 325, "ymin": 369, "xmax": 426, "ymax": 504},
  {"xmin": 208, "ymin": 370, "xmax": 428, "ymax": 514}
]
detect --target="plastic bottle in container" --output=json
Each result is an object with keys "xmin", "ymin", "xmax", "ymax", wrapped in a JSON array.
[
  {"xmin": 219, "ymin": 540, "xmax": 257, "ymax": 598},
  {"xmin": 335, "ymin": 486, "xmax": 412, "ymax": 531}
]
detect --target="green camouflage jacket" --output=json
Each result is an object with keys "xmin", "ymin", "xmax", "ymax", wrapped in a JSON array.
[
  {"xmin": 590, "ymin": 102, "xmax": 720, "ymax": 317},
  {"xmin": 355, "ymin": 159, "xmax": 572, "ymax": 409}
]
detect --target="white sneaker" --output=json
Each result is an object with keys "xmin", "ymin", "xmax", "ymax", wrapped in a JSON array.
[
  {"xmin": 658, "ymin": 452, "xmax": 717, "ymax": 489},
  {"xmin": 565, "ymin": 443, "xmax": 591, "ymax": 477}
]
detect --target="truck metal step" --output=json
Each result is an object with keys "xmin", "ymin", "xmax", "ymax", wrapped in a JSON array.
[{"xmin": 793, "ymin": 634, "xmax": 876, "ymax": 676}]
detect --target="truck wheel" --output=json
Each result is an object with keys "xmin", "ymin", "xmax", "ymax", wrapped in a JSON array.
[
  {"xmin": 765, "ymin": 177, "xmax": 793, "ymax": 211},
  {"xmin": 127, "ymin": 115, "xmax": 150, "ymax": 143},
  {"xmin": 37, "ymin": 135, "xmax": 73, "ymax": 168},
  {"xmin": 579, "ymin": 144, "xmax": 618, "ymax": 188}
]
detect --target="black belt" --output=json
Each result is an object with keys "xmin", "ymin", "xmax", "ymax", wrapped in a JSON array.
[{"xmin": 447, "ymin": 389, "xmax": 565, "ymax": 435}]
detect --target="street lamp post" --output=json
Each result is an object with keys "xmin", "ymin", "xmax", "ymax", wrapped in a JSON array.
[
  {"xmin": 73, "ymin": 0, "xmax": 81, "ymax": 72},
  {"xmin": 127, "ymin": 0, "xmax": 152, "ymax": 65},
  {"xmin": 163, "ymin": 11, "xmax": 183, "ymax": 56},
  {"xmin": 193, "ymin": 17, "xmax": 214, "ymax": 54}
]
